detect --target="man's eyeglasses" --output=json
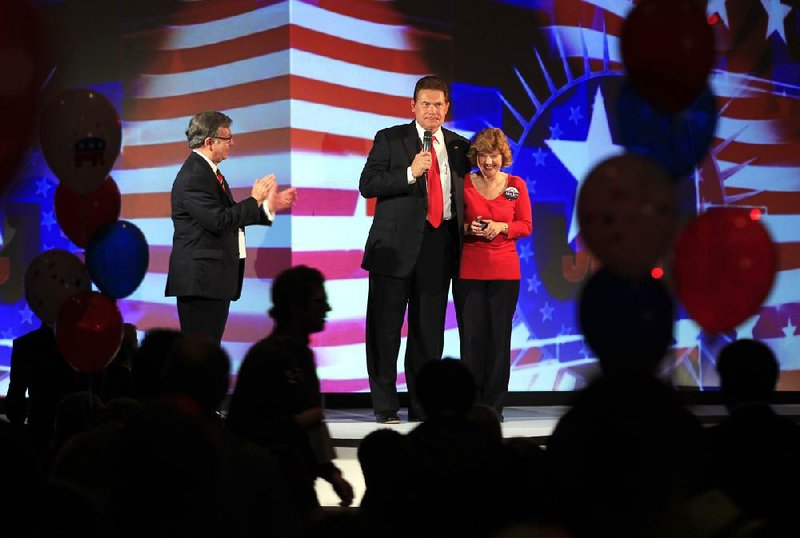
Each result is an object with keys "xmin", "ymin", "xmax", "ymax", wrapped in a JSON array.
[{"xmin": 211, "ymin": 135, "xmax": 233, "ymax": 144}]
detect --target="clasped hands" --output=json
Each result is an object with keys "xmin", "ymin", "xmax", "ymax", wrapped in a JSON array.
[
  {"xmin": 468, "ymin": 215, "xmax": 504, "ymax": 240},
  {"xmin": 250, "ymin": 174, "xmax": 298, "ymax": 212}
]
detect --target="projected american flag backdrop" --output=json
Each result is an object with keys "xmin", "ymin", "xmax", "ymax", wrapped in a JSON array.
[{"xmin": 1, "ymin": 0, "xmax": 799, "ymax": 394}]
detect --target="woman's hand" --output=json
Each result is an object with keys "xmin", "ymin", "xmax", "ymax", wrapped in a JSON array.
[
  {"xmin": 472, "ymin": 218, "xmax": 506, "ymax": 240},
  {"xmin": 468, "ymin": 216, "xmax": 486, "ymax": 237}
]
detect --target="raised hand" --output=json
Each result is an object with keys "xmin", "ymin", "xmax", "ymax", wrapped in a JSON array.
[
  {"xmin": 251, "ymin": 174, "xmax": 277, "ymax": 204},
  {"xmin": 269, "ymin": 186, "xmax": 298, "ymax": 213}
]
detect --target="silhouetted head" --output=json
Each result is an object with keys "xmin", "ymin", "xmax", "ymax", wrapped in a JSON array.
[
  {"xmin": 358, "ymin": 428, "xmax": 406, "ymax": 491},
  {"xmin": 269, "ymin": 265, "xmax": 330, "ymax": 335},
  {"xmin": 716, "ymin": 338, "xmax": 779, "ymax": 407},
  {"xmin": 579, "ymin": 269, "xmax": 674, "ymax": 378},
  {"xmin": 467, "ymin": 404, "xmax": 503, "ymax": 444},
  {"xmin": 416, "ymin": 358, "xmax": 476, "ymax": 418},
  {"xmin": 132, "ymin": 328, "xmax": 182, "ymax": 399},
  {"xmin": 162, "ymin": 335, "xmax": 231, "ymax": 417}
]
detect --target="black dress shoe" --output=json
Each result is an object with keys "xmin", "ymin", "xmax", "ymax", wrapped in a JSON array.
[{"xmin": 376, "ymin": 414, "xmax": 400, "ymax": 424}]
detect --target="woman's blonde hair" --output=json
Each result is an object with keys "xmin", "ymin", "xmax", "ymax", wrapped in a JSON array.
[{"xmin": 467, "ymin": 128, "xmax": 513, "ymax": 168}]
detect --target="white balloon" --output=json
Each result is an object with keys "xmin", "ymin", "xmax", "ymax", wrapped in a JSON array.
[{"xmin": 24, "ymin": 249, "xmax": 91, "ymax": 325}]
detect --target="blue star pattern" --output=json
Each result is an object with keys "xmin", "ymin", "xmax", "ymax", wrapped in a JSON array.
[
  {"xmin": 19, "ymin": 304, "xmax": 34, "ymax": 325},
  {"xmin": 532, "ymin": 147, "xmax": 548, "ymax": 167},
  {"xmin": 36, "ymin": 177, "xmax": 53, "ymax": 197},
  {"xmin": 0, "ymin": 151, "xmax": 78, "ymax": 370},
  {"xmin": 42, "ymin": 211, "xmax": 58, "ymax": 232},
  {"xmin": 569, "ymin": 106, "xmax": 583, "ymax": 125},
  {"xmin": 540, "ymin": 302, "xmax": 554, "ymax": 322},
  {"xmin": 517, "ymin": 242, "xmax": 533, "ymax": 264},
  {"xmin": 527, "ymin": 274, "xmax": 542, "ymax": 294},
  {"xmin": 509, "ymin": 68, "xmax": 626, "ymax": 380}
]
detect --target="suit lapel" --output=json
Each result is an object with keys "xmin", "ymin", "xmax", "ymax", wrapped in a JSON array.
[
  {"xmin": 191, "ymin": 152, "xmax": 235, "ymax": 205},
  {"xmin": 402, "ymin": 121, "xmax": 420, "ymax": 161},
  {"xmin": 402, "ymin": 122, "xmax": 426, "ymax": 198}
]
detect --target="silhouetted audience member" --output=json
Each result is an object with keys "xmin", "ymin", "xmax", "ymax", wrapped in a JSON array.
[
  {"xmin": 467, "ymin": 403, "xmax": 504, "ymax": 443},
  {"xmin": 162, "ymin": 335, "xmax": 231, "ymax": 419},
  {"xmin": 109, "ymin": 395, "xmax": 225, "ymax": 538},
  {"xmin": 50, "ymin": 391, "xmax": 104, "ymax": 468},
  {"xmin": 50, "ymin": 399, "xmax": 139, "ymax": 518},
  {"xmin": 163, "ymin": 333, "xmax": 317, "ymax": 537},
  {"xmin": 96, "ymin": 322, "xmax": 137, "ymax": 402},
  {"xmin": 357, "ymin": 428, "xmax": 408, "ymax": 525},
  {"xmin": 416, "ymin": 356, "xmax": 477, "ymax": 419},
  {"xmin": 130, "ymin": 328, "xmax": 181, "ymax": 401},
  {"xmin": 405, "ymin": 358, "xmax": 505, "ymax": 538},
  {"xmin": 0, "ymin": 418, "xmax": 41, "ymax": 538},
  {"xmin": 30, "ymin": 479, "xmax": 112, "ymax": 538},
  {"xmin": 227, "ymin": 265, "xmax": 354, "ymax": 508},
  {"xmin": 496, "ymin": 437, "xmax": 553, "ymax": 528},
  {"xmin": 546, "ymin": 270, "xmax": 710, "ymax": 537},
  {"xmin": 6, "ymin": 323, "xmax": 84, "ymax": 469},
  {"xmin": 708, "ymin": 339, "xmax": 800, "ymax": 537}
]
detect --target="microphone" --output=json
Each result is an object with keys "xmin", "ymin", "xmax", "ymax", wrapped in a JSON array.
[{"xmin": 422, "ymin": 130, "xmax": 432, "ymax": 181}]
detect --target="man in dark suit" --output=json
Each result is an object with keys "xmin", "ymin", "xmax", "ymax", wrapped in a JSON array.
[
  {"xmin": 6, "ymin": 323, "xmax": 82, "ymax": 454},
  {"xmin": 360, "ymin": 76, "xmax": 471, "ymax": 423},
  {"xmin": 166, "ymin": 111, "xmax": 296, "ymax": 344}
]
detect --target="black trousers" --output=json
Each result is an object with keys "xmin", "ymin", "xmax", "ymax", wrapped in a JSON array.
[
  {"xmin": 177, "ymin": 296, "xmax": 231, "ymax": 345},
  {"xmin": 453, "ymin": 278, "xmax": 519, "ymax": 413},
  {"xmin": 366, "ymin": 220, "xmax": 456, "ymax": 417}
]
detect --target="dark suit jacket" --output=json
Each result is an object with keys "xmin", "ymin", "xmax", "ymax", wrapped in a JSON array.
[
  {"xmin": 165, "ymin": 152, "xmax": 270, "ymax": 301},
  {"xmin": 226, "ymin": 333, "xmax": 334, "ymax": 482},
  {"xmin": 6, "ymin": 324, "xmax": 81, "ymax": 434},
  {"xmin": 359, "ymin": 122, "xmax": 470, "ymax": 278}
]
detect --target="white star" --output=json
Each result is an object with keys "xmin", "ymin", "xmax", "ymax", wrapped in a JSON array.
[
  {"xmin": 19, "ymin": 304, "xmax": 35, "ymax": 325},
  {"xmin": 761, "ymin": 0, "xmax": 792, "ymax": 43},
  {"xmin": 527, "ymin": 274, "xmax": 542, "ymax": 294},
  {"xmin": 527, "ymin": 179, "xmax": 536, "ymax": 194},
  {"xmin": 549, "ymin": 123, "xmax": 563, "ymax": 140},
  {"xmin": 546, "ymin": 87, "xmax": 624, "ymax": 243},
  {"xmin": 783, "ymin": 318, "xmax": 797, "ymax": 337},
  {"xmin": 540, "ymin": 302, "xmax": 554, "ymax": 322},
  {"xmin": 1, "ymin": 329, "xmax": 14, "ymax": 339},
  {"xmin": 707, "ymin": 0, "xmax": 730, "ymax": 28}
]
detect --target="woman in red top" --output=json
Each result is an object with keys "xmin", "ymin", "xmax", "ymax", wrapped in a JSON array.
[{"xmin": 454, "ymin": 128, "xmax": 532, "ymax": 419}]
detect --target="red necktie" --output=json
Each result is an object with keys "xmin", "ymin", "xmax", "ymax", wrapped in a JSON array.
[
  {"xmin": 216, "ymin": 168, "xmax": 226, "ymax": 191},
  {"xmin": 426, "ymin": 135, "xmax": 443, "ymax": 228}
]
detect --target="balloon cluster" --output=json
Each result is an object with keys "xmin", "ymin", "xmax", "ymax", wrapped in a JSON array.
[
  {"xmin": 577, "ymin": 0, "xmax": 777, "ymax": 365},
  {"xmin": 24, "ymin": 89, "xmax": 150, "ymax": 373}
]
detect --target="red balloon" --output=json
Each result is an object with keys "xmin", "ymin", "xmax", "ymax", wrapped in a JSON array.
[
  {"xmin": 577, "ymin": 154, "xmax": 678, "ymax": 279},
  {"xmin": 673, "ymin": 207, "xmax": 777, "ymax": 333},
  {"xmin": 55, "ymin": 291, "xmax": 123, "ymax": 374},
  {"xmin": 55, "ymin": 176, "xmax": 122, "ymax": 248},
  {"xmin": 622, "ymin": 0, "xmax": 715, "ymax": 113}
]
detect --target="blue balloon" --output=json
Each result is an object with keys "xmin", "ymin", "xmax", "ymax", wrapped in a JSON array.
[
  {"xmin": 86, "ymin": 220, "xmax": 149, "ymax": 299},
  {"xmin": 617, "ymin": 79, "xmax": 717, "ymax": 179}
]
